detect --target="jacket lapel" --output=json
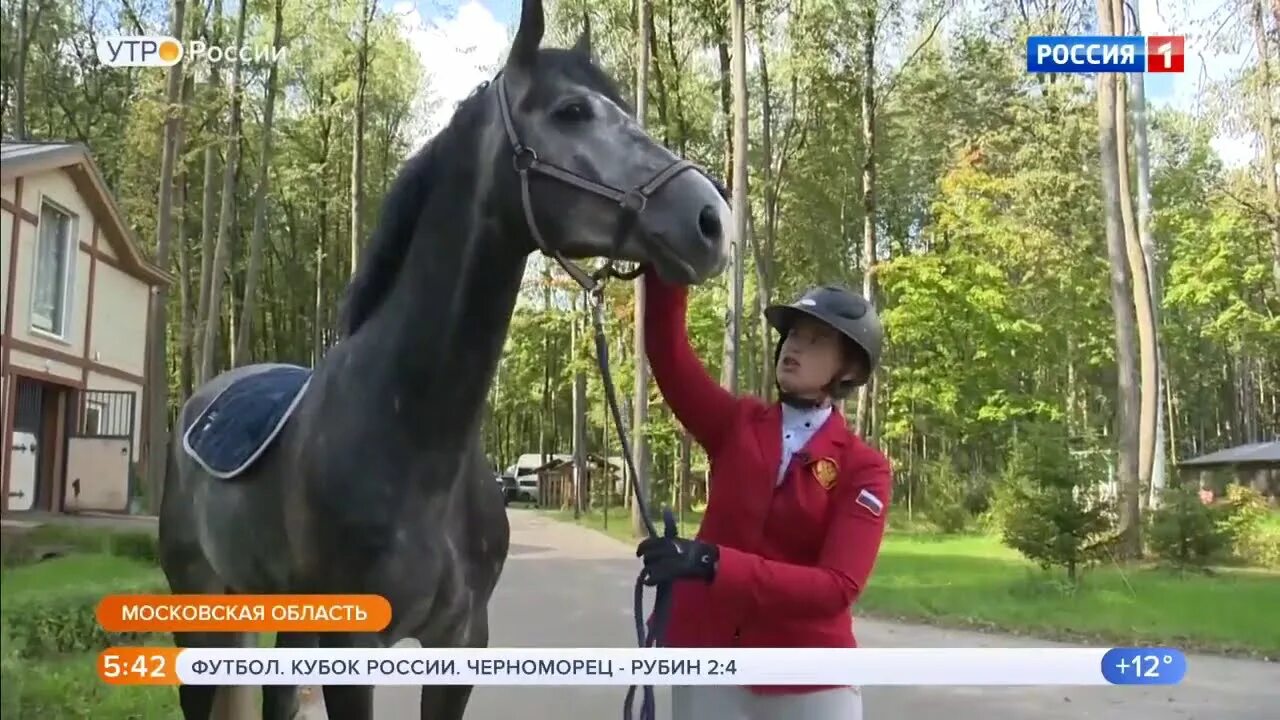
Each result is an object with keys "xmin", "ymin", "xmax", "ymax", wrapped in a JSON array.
[{"xmin": 751, "ymin": 403, "xmax": 783, "ymax": 487}]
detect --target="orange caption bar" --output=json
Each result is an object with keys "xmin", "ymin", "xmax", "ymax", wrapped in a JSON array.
[
  {"xmin": 98, "ymin": 647, "xmax": 184, "ymax": 686},
  {"xmin": 96, "ymin": 594, "xmax": 392, "ymax": 633}
]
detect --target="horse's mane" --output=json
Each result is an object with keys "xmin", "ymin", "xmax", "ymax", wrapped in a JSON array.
[{"xmin": 337, "ymin": 82, "xmax": 493, "ymax": 337}]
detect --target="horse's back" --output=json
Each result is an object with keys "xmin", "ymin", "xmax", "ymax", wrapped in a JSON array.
[{"xmin": 179, "ymin": 362, "xmax": 308, "ymax": 432}]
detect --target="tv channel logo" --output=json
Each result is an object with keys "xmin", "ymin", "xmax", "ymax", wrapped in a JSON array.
[
  {"xmin": 1026, "ymin": 35, "xmax": 1185, "ymax": 73},
  {"xmin": 98, "ymin": 36, "xmax": 183, "ymax": 67}
]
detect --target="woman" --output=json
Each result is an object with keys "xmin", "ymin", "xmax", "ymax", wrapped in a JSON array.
[{"xmin": 636, "ymin": 269, "xmax": 892, "ymax": 720}]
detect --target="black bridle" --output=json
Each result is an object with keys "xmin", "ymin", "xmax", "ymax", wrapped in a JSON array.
[
  {"xmin": 493, "ymin": 73, "xmax": 708, "ymax": 720},
  {"xmin": 494, "ymin": 72, "xmax": 704, "ymax": 294}
]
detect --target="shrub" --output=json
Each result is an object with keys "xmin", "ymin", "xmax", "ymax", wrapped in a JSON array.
[
  {"xmin": 1216, "ymin": 486, "xmax": 1280, "ymax": 568},
  {"xmin": 1147, "ymin": 485, "xmax": 1231, "ymax": 570},
  {"xmin": 993, "ymin": 420, "xmax": 1115, "ymax": 583},
  {"xmin": 0, "ymin": 525, "xmax": 158, "ymax": 568},
  {"xmin": 1235, "ymin": 531, "xmax": 1280, "ymax": 569},
  {"xmin": 108, "ymin": 532, "xmax": 160, "ymax": 565}
]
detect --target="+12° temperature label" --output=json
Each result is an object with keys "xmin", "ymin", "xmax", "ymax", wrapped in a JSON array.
[{"xmin": 1101, "ymin": 648, "xmax": 1187, "ymax": 685}]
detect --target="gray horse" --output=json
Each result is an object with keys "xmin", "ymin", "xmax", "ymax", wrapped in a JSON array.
[{"xmin": 156, "ymin": 0, "xmax": 732, "ymax": 718}]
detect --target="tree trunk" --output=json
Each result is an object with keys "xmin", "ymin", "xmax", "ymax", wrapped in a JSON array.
[
  {"xmin": 12, "ymin": 0, "xmax": 43, "ymax": 140},
  {"xmin": 854, "ymin": 1, "xmax": 878, "ymax": 437},
  {"xmin": 646, "ymin": 8, "xmax": 668, "ymax": 143},
  {"xmin": 1096, "ymin": 0, "xmax": 1142, "ymax": 559},
  {"xmin": 195, "ymin": 0, "xmax": 224, "ymax": 379},
  {"xmin": 540, "ymin": 265, "xmax": 552, "ymax": 484},
  {"xmin": 1130, "ymin": 1, "xmax": 1168, "ymax": 508},
  {"xmin": 233, "ymin": 0, "xmax": 284, "ymax": 363},
  {"xmin": 176, "ymin": 53, "xmax": 197, "ymax": 399},
  {"xmin": 722, "ymin": 0, "xmax": 747, "ymax": 394},
  {"xmin": 199, "ymin": 0, "xmax": 248, "ymax": 382},
  {"xmin": 718, "ymin": 36, "xmax": 732, "ymax": 187},
  {"xmin": 350, "ymin": 0, "xmax": 372, "ymax": 277},
  {"xmin": 144, "ymin": 0, "xmax": 188, "ymax": 514},
  {"xmin": 572, "ymin": 291, "xmax": 588, "ymax": 520},
  {"xmin": 1110, "ymin": 0, "xmax": 1157, "ymax": 536},
  {"xmin": 175, "ymin": 127, "xmax": 194, "ymax": 399},
  {"xmin": 1251, "ymin": 0, "xmax": 1280, "ymax": 296},
  {"xmin": 665, "ymin": 4, "xmax": 688, "ymax": 153},
  {"xmin": 632, "ymin": 0, "xmax": 653, "ymax": 539},
  {"xmin": 753, "ymin": 7, "xmax": 775, "ymax": 398}
]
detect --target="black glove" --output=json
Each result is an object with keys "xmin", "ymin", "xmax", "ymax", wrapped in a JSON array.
[{"xmin": 636, "ymin": 535, "xmax": 719, "ymax": 585}]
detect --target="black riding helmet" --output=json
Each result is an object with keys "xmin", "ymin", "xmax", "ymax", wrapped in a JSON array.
[{"xmin": 765, "ymin": 285, "xmax": 883, "ymax": 399}]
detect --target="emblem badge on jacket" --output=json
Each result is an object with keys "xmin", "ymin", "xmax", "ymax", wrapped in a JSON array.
[{"xmin": 811, "ymin": 457, "xmax": 839, "ymax": 489}]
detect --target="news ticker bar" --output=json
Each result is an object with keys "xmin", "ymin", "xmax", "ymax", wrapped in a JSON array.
[
  {"xmin": 99, "ymin": 647, "xmax": 1188, "ymax": 687},
  {"xmin": 1027, "ymin": 35, "xmax": 1186, "ymax": 73}
]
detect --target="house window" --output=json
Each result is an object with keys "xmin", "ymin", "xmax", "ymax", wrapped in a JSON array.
[{"xmin": 31, "ymin": 200, "xmax": 76, "ymax": 337}]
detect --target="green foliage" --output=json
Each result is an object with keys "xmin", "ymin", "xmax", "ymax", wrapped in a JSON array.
[
  {"xmin": 993, "ymin": 421, "xmax": 1115, "ymax": 583},
  {"xmin": 1146, "ymin": 485, "xmax": 1231, "ymax": 570},
  {"xmin": 1, "ymin": 525, "xmax": 158, "ymax": 568},
  {"xmin": 1, "ymin": 639, "xmax": 178, "ymax": 720},
  {"xmin": 1, "ymin": 555, "xmax": 165, "ymax": 658},
  {"xmin": 0, "ymin": 553, "xmax": 175, "ymax": 719},
  {"xmin": 2, "ymin": 591, "xmax": 142, "ymax": 659},
  {"xmin": 1218, "ymin": 485, "xmax": 1271, "ymax": 544},
  {"xmin": 919, "ymin": 459, "xmax": 971, "ymax": 534},
  {"xmin": 1217, "ymin": 486, "xmax": 1280, "ymax": 568}
]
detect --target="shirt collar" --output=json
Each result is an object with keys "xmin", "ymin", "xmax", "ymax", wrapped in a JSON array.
[{"xmin": 781, "ymin": 401, "xmax": 833, "ymax": 431}]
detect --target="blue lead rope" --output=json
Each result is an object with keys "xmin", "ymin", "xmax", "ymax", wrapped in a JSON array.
[{"xmin": 589, "ymin": 296, "xmax": 675, "ymax": 720}]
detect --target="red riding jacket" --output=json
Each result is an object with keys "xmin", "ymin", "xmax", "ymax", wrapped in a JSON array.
[{"xmin": 643, "ymin": 273, "xmax": 893, "ymax": 695}]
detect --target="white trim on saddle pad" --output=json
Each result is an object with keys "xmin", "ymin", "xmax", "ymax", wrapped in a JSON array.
[{"xmin": 180, "ymin": 371, "xmax": 313, "ymax": 480}]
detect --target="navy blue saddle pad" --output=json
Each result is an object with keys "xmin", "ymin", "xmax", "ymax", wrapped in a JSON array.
[{"xmin": 182, "ymin": 365, "xmax": 312, "ymax": 479}]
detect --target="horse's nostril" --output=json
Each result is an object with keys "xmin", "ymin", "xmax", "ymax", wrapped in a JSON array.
[{"xmin": 697, "ymin": 205, "xmax": 723, "ymax": 242}]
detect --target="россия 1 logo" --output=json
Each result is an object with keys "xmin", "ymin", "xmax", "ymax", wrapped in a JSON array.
[{"xmin": 1026, "ymin": 35, "xmax": 1185, "ymax": 73}]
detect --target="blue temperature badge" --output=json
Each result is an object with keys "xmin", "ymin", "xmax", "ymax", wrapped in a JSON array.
[{"xmin": 1101, "ymin": 648, "xmax": 1187, "ymax": 685}]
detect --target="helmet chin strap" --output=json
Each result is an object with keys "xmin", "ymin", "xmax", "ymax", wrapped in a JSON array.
[{"xmin": 776, "ymin": 387, "xmax": 829, "ymax": 410}]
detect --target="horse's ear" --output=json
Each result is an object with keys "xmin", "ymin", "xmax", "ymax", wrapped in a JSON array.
[
  {"xmin": 507, "ymin": 0, "xmax": 544, "ymax": 70},
  {"xmin": 573, "ymin": 11, "xmax": 592, "ymax": 58}
]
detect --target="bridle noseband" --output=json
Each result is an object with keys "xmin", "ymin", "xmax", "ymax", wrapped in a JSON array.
[{"xmin": 494, "ymin": 72, "xmax": 705, "ymax": 295}]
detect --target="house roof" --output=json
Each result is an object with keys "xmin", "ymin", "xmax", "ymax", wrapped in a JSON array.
[
  {"xmin": 1179, "ymin": 440, "xmax": 1280, "ymax": 468},
  {"xmin": 503, "ymin": 453, "xmax": 626, "ymax": 476},
  {"xmin": 1, "ymin": 140, "xmax": 173, "ymax": 286}
]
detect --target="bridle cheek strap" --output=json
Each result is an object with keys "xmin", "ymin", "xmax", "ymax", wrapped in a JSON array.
[{"xmin": 496, "ymin": 73, "xmax": 701, "ymax": 293}]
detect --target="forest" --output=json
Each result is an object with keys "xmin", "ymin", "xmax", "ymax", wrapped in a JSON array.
[{"xmin": 1, "ymin": 0, "xmax": 1277, "ymax": 559}]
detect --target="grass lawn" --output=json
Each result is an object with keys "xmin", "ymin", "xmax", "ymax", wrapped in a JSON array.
[
  {"xmin": 1, "ymin": 552, "xmax": 180, "ymax": 719},
  {"xmin": 540, "ymin": 507, "xmax": 1280, "ymax": 658}
]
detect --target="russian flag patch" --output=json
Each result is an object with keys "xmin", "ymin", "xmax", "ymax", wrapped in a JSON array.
[{"xmin": 856, "ymin": 488, "xmax": 884, "ymax": 517}]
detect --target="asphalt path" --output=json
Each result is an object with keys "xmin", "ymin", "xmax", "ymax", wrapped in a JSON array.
[{"xmin": 291, "ymin": 509, "xmax": 1276, "ymax": 720}]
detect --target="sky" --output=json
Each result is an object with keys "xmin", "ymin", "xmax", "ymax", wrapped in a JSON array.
[{"xmin": 390, "ymin": 0, "xmax": 1260, "ymax": 164}]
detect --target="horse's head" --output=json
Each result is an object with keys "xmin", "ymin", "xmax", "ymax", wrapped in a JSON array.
[{"xmin": 492, "ymin": 0, "xmax": 731, "ymax": 286}]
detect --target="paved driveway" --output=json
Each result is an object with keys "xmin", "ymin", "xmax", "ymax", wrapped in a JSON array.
[{"xmin": 295, "ymin": 509, "xmax": 1276, "ymax": 719}]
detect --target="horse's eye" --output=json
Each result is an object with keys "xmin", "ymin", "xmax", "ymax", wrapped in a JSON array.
[{"xmin": 553, "ymin": 100, "xmax": 593, "ymax": 122}]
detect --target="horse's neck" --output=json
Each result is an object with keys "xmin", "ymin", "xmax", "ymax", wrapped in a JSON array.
[{"xmin": 334, "ymin": 156, "xmax": 528, "ymax": 446}]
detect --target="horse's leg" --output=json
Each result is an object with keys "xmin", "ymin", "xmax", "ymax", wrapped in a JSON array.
[
  {"xmin": 418, "ymin": 606, "xmax": 489, "ymax": 720},
  {"xmin": 172, "ymin": 631, "xmax": 254, "ymax": 720},
  {"xmin": 172, "ymin": 631, "xmax": 217, "ymax": 720},
  {"xmin": 261, "ymin": 632, "xmax": 315, "ymax": 720},
  {"xmin": 318, "ymin": 631, "xmax": 374, "ymax": 720}
]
